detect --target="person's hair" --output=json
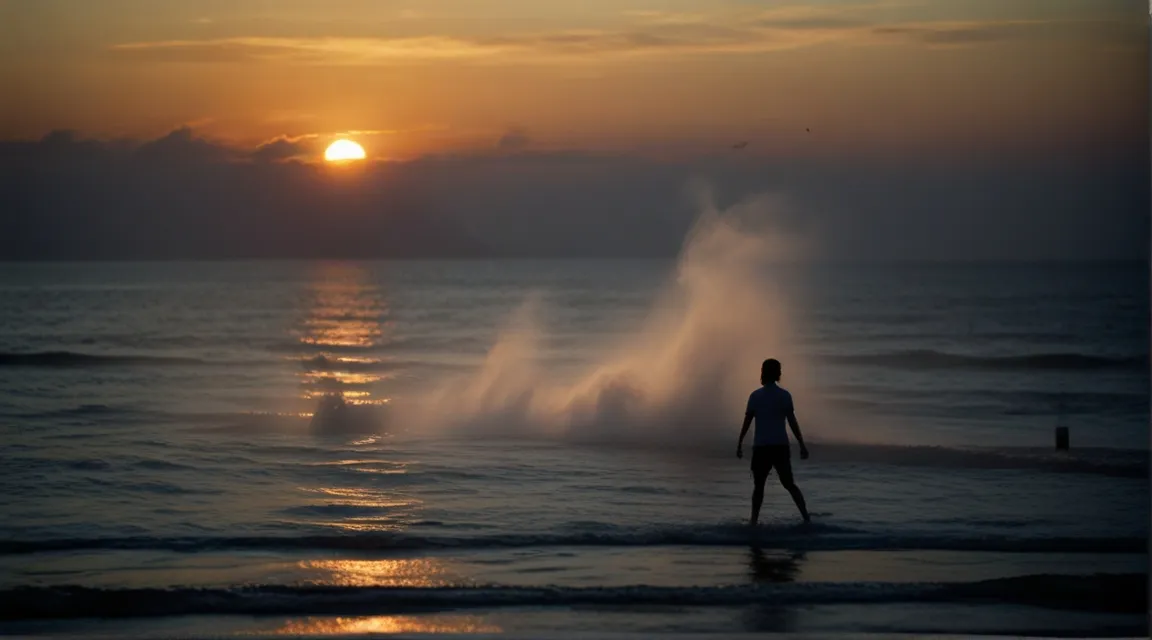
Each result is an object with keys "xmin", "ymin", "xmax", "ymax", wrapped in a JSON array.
[{"xmin": 761, "ymin": 358, "xmax": 781, "ymax": 384}]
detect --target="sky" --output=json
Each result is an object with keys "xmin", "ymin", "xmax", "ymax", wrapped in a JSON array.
[{"xmin": 0, "ymin": 0, "xmax": 1147, "ymax": 260}]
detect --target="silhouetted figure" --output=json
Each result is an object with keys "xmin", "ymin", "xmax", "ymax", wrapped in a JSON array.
[{"xmin": 737, "ymin": 359, "xmax": 810, "ymax": 524}]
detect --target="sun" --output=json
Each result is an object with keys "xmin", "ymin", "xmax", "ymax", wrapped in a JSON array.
[{"xmin": 324, "ymin": 139, "xmax": 366, "ymax": 162}]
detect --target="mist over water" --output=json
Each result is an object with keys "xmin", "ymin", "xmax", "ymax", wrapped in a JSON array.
[{"xmin": 401, "ymin": 189, "xmax": 847, "ymax": 447}]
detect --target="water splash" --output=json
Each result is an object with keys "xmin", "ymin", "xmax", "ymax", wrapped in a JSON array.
[{"xmin": 401, "ymin": 187, "xmax": 827, "ymax": 447}]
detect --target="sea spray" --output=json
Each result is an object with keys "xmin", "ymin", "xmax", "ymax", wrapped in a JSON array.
[{"xmin": 398, "ymin": 187, "xmax": 843, "ymax": 447}]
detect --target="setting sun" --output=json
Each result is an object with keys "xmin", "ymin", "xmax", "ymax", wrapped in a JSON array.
[{"xmin": 324, "ymin": 139, "xmax": 366, "ymax": 162}]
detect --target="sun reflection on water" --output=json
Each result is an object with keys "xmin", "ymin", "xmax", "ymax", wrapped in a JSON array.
[
  {"xmin": 290, "ymin": 485, "xmax": 423, "ymax": 531},
  {"xmin": 307, "ymin": 459, "xmax": 410, "ymax": 469},
  {"xmin": 297, "ymin": 557, "xmax": 470, "ymax": 587},
  {"xmin": 290, "ymin": 264, "xmax": 422, "ymax": 532},
  {"xmin": 267, "ymin": 615, "xmax": 500, "ymax": 635},
  {"xmin": 299, "ymin": 486, "xmax": 417, "ymax": 505},
  {"xmin": 296, "ymin": 263, "xmax": 394, "ymax": 409},
  {"xmin": 302, "ymin": 370, "xmax": 387, "ymax": 386}
]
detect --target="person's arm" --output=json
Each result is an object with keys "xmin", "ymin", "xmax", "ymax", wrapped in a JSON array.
[
  {"xmin": 737, "ymin": 411, "xmax": 753, "ymax": 458},
  {"xmin": 786, "ymin": 410, "xmax": 809, "ymax": 459}
]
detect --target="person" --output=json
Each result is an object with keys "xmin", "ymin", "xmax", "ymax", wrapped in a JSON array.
[{"xmin": 736, "ymin": 358, "xmax": 810, "ymax": 524}]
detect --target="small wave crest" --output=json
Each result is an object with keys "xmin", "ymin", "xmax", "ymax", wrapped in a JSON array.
[
  {"xmin": 805, "ymin": 443, "xmax": 1149, "ymax": 478},
  {"xmin": 0, "ymin": 351, "xmax": 205, "ymax": 368},
  {"xmin": 0, "ymin": 573, "xmax": 1142, "ymax": 620},
  {"xmin": 279, "ymin": 503, "xmax": 411, "ymax": 518},
  {"xmin": 301, "ymin": 355, "xmax": 407, "ymax": 373},
  {"xmin": 823, "ymin": 350, "xmax": 1148, "ymax": 372},
  {"xmin": 1, "ymin": 526, "xmax": 1142, "ymax": 556}
]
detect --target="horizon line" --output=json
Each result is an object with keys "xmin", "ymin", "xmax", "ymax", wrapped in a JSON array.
[{"xmin": 0, "ymin": 257, "xmax": 1145, "ymax": 265}]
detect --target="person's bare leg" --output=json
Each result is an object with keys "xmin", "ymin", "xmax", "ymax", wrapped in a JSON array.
[
  {"xmin": 782, "ymin": 481, "xmax": 810, "ymax": 523},
  {"xmin": 777, "ymin": 462, "xmax": 810, "ymax": 523},
  {"xmin": 750, "ymin": 462, "xmax": 770, "ymax": 525},
  {"xmin": 751, "ymin": 477, "xmax": 766, "ymax": 525}
]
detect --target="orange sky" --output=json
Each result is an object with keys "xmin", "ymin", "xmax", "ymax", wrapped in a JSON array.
[{"xmin": 1, "ymin": 0, "xmax": 1146, "ymax": 160}]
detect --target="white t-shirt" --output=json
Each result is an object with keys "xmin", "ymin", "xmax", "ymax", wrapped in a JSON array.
[{"xmin": 746, "ymin": 384, "xmax": 794, "ymax": 446}]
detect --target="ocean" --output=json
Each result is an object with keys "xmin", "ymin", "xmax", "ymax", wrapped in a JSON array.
[{"xmin": 0, "ymin": 215, "xmax": 1148, "ymax": 637}]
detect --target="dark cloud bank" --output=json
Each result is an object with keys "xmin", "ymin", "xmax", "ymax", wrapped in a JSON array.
[{"xmin": 0, "ymin": 127, "xmax": 1146, "ymax": 261}]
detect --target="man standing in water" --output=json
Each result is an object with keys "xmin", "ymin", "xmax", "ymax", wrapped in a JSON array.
[{"xmin": 737, "ymin": 359, "xmax": 811, "ymax": 524}]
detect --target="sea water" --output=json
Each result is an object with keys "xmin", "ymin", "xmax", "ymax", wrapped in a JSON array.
[{"xmin": 0, "ymin": 207, "xmax": 1147, "ymax": 637}]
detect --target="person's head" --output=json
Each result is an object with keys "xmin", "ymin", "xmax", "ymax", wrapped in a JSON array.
[{"xmin": 761, "ymin": 358, "xmax": 782, "ymax": 385}]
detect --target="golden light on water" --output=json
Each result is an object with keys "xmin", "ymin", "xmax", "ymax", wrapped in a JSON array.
[
  {"xmin": 324, "ymin": 139, "xmax": 366, "ymax": 162},
  {"xmin": 299, "ymin": 486, "xmax": 414, "ymax": 502},
  {"xmin": 307, "ymin": 459, "xmax": 408, "ymax": 468},
  {"xmin": 297, "ymin": 558, "xmax": 467, "ymax": 588},
  {"xmin": 318, "ymin": 389, "xmax": 372, "ymax": 400},
  {"xmin": 296, "ymin": 263, "xmax": 393, "ymax": 413},
  {"xmin": 348, "ymin": 465, "xmax": 407, "ymax": 475},
  {"xmin": 302, "ymin": 370, "xmax": 386, "ymax": 385},
  {"xmin": 270, "ymin": 615, "xmax": 500, "ymax": 635},
  {"xmin": 299, "ymin": 323, "xmax": 382, "ymax": 348},
  {"xmin": 291, "ymin": 486, "xmax": 421, "ymax": 531}
]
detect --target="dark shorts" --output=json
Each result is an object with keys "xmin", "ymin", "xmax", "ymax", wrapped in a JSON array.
[{"xmin": 751, "ymin": 445, "xmax": 793, "ymax": 485}]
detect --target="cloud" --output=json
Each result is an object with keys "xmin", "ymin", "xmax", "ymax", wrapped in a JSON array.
[
  {"xmin": 872, "ymin": 18, "xmax": 1147, "ymax": 47},
  {"xmin": 758, "ymin": 17, "xmax": 871, "ymax": 30},
  {"xmin": 109, "ymin": 36, "xmax": 516, "ymax": 65},
  {"xmin": 872, "ymin": 21, "xmax": 1052, "ymax": 45},
  {"xmin": 100, "ymin": 6, "xmax": 872, "ymax": 66},
  {"xmin": 0, "ymin": 128, "xmax": 489, "ymax": 260},
  {"xmin": 106, "ymin": 22, "xmax": 849, "ymax": 65},
  {"xmin": 135, "ymin": 126, "xmax": 238, "ymax": 164},
  {"xmin": 496, "ymin": 127, "xmax": 531, "ymax": 152},
  {"xmin": 0, "ymin": 128, "xmax": 1144, "ymax": 262},
  {"xmin": 252, "ymin": 136, "xmax": 309, "ymax": 163},
  {"xmin": 107, "ymin": 10, "xmax": 1140, "ymax": 66},
  {"xmin": 110, "ymin": 40, "xmax": 276, "ymax": 64}
]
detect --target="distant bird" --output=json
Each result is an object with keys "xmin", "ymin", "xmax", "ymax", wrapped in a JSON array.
[
  {"xmin": 805, "ymin": 128, "xmax": 810, "ymax": 133},
  {"xmin": 732, "ymin": 141, "xmax": 748, "ymax": 150}
]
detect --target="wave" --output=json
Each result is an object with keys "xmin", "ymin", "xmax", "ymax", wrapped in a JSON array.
[
  {"xmin": 8, "ymin": 455, "xmax": 199, "ymax": 475},
  {"xmin": 822, "ymin": 350, "xmax": 1148, "ymax": 372},
  {"xmin": 0, "ymin": 573, "xmax": 1142, "ymax": 620},
  {"xmin": 279, "ymin": 504, "xmax": 408, "ymax": 518},
  {"xmin": 552, "ymin": 436, "xmax": 1149, "ymax": 479},
  {"xmin": 823, "ymin": 386, "xmax": 1149, "ymax": 411},
  {"xmin": 0, "ymin": 351, "xmax": 206, "ymax": 368},
  {"xmin": 1, "ymin": 525, "xmax": 1143, "ymax": 556},
  {"xmin": 271, "ymin": 335, "xmax": 483, "ymax": 356},
  {"xmin": 55, "ymin": 403, "xmax": 121, "ymax": 415},
  {"xmin": 300, "ymin": 355, "xmax": 427, "ymax": 373},
  {"xmin": 801, "ymin": 443, "xmax": 1149, "ymax": 479}
]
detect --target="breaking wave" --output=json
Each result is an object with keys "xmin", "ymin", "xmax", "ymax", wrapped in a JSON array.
[
  {"xmin": 823, "ymin": 350, "xmax": 1148, "ymax": 372},
  {"xmin": 1, "ymin": 525, "xmax": 1143, "ymax": 556},
  {"xmin": 0, "ymin": 573, "xmax": 1142, "ymax": 620},
  {"xmin": 800, "ymin": 443, "xmax": 1149, "ymax": 478},
  {"xmin": 0, "ymin": 351, "xmax": 206, "ymax": 367}
]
